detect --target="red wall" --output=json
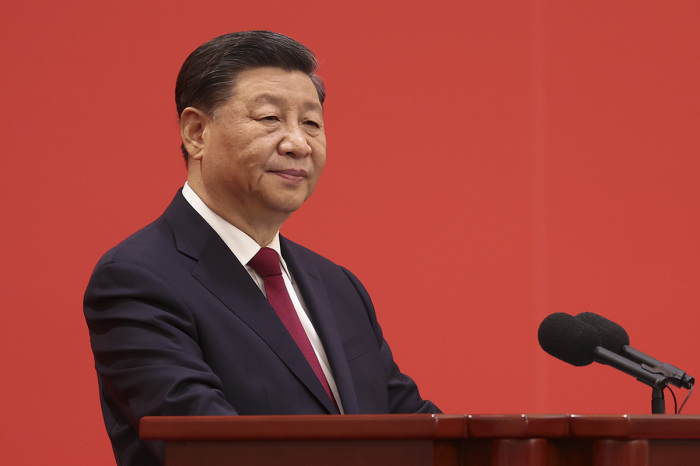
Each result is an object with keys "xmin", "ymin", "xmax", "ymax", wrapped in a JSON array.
[{"xmin": 2, "ymin": 1, "xmax": 700, "ymax": 464}]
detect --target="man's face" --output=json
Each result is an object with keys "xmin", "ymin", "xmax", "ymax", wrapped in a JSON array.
[{"xmin": 193, "ymin": 66, "xmax": 326, "ymax": 226}]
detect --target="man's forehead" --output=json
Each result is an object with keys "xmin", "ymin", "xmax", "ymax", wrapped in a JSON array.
[{"xmin": 230, "ymin": 67, "xmax": 323, "ymax": 109}]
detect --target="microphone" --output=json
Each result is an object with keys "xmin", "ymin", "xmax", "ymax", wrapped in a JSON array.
[
  {"xmin": 575, "ymin": 312, "xmax": 694, "ymax": 389},
  {"xmin": 538, "ymin": 313, "xmax": 668, "ymax": 388},
  {"xmin": 537, "ymin": 313, "xmax": 600, "ymax": 366}
]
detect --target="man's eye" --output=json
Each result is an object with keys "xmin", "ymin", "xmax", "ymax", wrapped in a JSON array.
[
  {"xmin": 304, "ymin": 120, "xmax": 320, "ymax": 128},
  {"xmin": 261, "ymin": 116, "xmax": 279, "ymax": 121}
]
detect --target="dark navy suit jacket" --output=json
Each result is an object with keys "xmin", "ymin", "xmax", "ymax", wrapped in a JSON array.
[{"xmin": 84, "ymin": 191, "xmax": 439, "ymax": 465}]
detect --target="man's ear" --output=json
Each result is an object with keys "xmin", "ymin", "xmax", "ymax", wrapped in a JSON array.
[{"xmin": 180, "ymin": 107, "xmax": 209, "ymax": 160}]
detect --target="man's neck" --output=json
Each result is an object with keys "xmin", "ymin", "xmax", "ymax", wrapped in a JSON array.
[
  {"xmin": 235, "ymin": 222, "xmax": 282, "ymax": 247},
  {"xmin": 185, "ymin": 179, "xmax": 288, "ymax": 247}
]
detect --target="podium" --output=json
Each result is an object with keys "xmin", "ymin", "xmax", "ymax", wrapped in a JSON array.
[{"xmin": 140, "ymin": 414, "xmax": 700, "ymax": 465}]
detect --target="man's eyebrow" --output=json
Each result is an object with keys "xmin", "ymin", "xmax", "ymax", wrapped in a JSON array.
[{"xmin": 251, "ymin": 93, "xmax": 323, "ymax": 112}]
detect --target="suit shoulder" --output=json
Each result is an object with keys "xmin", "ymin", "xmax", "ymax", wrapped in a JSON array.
[
  {"xmin": 281, "ymin": 237, "xmax": 365, "ymax": 287},
  {"xmin": 94, "ymin": 216, "xmax": 175, "ymax": 269},
  {"xmin": 281, "ymin": 237, "xmax": 343, "ymax": 270}
]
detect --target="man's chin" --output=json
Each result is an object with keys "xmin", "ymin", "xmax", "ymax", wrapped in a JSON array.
[
  {"xmin": 273, "ymin": 188, "xmax": 314, "ymax": 208},
  {"xmin": 265, "ymin": 197, "xmax": 307, "ymax": 217}
]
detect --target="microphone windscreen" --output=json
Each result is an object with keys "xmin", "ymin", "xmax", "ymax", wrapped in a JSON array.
[
  {"xmin": 538, "ymin": 313, "xmax": 602, "ymax": 366},
  {"xmin": 575, "ymin": 312, "xmax": 630, "ymax": 352}
]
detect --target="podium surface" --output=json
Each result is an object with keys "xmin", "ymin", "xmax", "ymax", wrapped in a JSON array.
[{"xmin": 140, "ymin": 414, "xmax": 700, "ymax": 465}]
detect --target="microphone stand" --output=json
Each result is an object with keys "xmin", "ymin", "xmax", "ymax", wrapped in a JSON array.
[
  {"xmin": 651, "ymin": 387, "xmax": 665, "ymax": 414},
  {"xmin": 594, "ymin": 347, "xmax": 669, "ymax": 414}
]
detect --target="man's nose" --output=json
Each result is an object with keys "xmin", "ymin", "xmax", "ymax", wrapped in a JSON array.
[{"xmin": 278, "ymin": 123, "xmax": 312, "ymax": 158}]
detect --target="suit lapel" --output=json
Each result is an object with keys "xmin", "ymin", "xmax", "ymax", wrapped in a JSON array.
[
  {"xmin": 282, "ymin": 238, "xmax": 360, "ymax": 414},
  {"xmin": 164, "ymin": 193, "xmax": 336, "ymax": 413}
]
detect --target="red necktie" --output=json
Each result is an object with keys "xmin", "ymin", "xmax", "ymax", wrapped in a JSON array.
[{"xmin": 248, "ymin": 247, "xmax": 337, "ymax": 406}]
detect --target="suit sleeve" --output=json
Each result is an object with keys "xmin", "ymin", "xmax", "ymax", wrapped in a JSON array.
[
  {"xmin": 340, "ymin": 267, "xmax": 442, "ymax": 414},
  {"xmin": 84, "ymin": 259, "xmax": 238, "ymax": 424}
]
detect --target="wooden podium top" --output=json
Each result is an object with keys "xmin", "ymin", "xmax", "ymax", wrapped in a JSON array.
[
  {"xmin": 140, "ymin": 414, "xmax": 700, "ymax": 466},
  {"xmin": 141, "ymin": 413, "xmax": 700, "ymax": 441}
]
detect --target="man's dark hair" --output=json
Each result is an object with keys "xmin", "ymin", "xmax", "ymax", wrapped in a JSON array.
[{"xmin": 175, "ymin": 30, "xmax": 326, "ymax": 161}]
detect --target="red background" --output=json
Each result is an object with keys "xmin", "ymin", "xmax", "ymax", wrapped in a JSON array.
[{"xmin": 2, "ymin": 1, "xmax": 699, "ymax": 464}]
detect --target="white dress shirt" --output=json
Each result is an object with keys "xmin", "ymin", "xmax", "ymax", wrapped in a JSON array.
[{"xmin": 182, "ymin": 182, "xmax": 343, "ymax": 412}]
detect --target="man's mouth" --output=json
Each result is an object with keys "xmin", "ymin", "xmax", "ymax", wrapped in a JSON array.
[{"xmin": 271, "ymin": 169, "xmax": 307, "ymax": 183}]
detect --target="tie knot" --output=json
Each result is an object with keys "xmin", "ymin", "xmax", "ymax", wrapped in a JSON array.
[{"xmin": 248, "ymin": 247, "xmax": 282, "ymax": 278}]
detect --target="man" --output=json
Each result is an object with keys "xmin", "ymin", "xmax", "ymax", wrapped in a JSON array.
[{"xmin": 84, "ymin": 31, "xmax": 440, "ymax": 466}]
